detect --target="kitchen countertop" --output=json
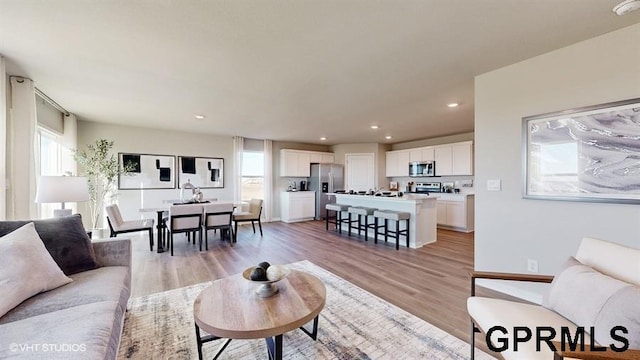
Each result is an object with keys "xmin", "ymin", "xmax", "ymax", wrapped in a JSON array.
[{"xmin": 328, "ymin": 193, "xmax": 436, "ymax": 202}]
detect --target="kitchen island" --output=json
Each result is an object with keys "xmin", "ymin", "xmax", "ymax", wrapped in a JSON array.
[{"xmin": 329, "ymin": 193, "xmax": 437, "ymax": 248}]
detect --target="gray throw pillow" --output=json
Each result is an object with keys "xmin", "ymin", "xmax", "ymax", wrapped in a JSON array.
[
  {"xmin": 0, "ymin": 214, "xmax": 98, "ymax": 275},
  {"xmin": 594, "ymin": 286, "xmax": 640, "ymax": 349},
  {"xmin": 543, "ymin": 256, "xmax": 637, "ymax": 348}
]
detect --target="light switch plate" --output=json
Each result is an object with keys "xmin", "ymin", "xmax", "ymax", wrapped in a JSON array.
[{"xmin": 487, "ymin": 179, "xmax": 501, "ymax": 191}]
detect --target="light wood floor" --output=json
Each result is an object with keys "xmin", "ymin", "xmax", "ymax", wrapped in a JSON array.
[{"xmin": 128, "ymin": 220, "xmax": 506, "ymax": 355}]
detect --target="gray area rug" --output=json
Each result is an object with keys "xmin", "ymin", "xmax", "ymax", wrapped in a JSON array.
[{"xmin": 119, "ymin": 260, "xmax": 493, "ymax": 359}]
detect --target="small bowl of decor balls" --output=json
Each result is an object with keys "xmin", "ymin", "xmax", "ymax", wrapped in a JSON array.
[{"xmin": 242, "ymin": 262, "xmax": 291, "ymax": 297}]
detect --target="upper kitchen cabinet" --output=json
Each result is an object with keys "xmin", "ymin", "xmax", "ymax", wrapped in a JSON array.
[
  {"xmin": 386, "ymin": 141, "xmax": 473, "ymax": 177},
  {"xmin": 409, "ymin": 147, "xmax": 434, "ymax": 162},
  {"xmin": 451, "ymin": 142, "xmax": 473, "ymax": 175},
  {"xmin": 434, "ymin": 141, "xmax": 473, "ymax": 176},
  {"xmin": 309, "ymin": 152, "xmax": 335, "ymax": 164},
  {"xmin": 280, "ymin": 149, "xmax": 334, "ymax": 177},
  {"xmin": 434, "ymin": 146, "xmax": 453, "ymax": 176},
  {"xmin": 386, "ymin": 150, "xmax": 410, "ymax": 177}
]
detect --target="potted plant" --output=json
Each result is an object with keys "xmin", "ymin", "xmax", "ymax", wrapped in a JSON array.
[{"xmin": 74, "ymin": 139, "xmax": 133, "ymax": 232}]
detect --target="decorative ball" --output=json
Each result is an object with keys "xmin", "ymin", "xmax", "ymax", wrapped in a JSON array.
[
  {"xmin": 266, "ymin": 265, "xmax": 287, "ymax": 281},
  {"xmin": 250, "ymin": 267, "xmax": 267, "ymax": 281},
  {"xmin": 258, "ymin": 261, "xmax": 271, "ymax": 270}
]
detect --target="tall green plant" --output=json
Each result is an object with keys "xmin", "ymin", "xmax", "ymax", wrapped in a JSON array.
[{"xmin": 74, "ymin": 139, "xmax": 133, "ymax": 230}]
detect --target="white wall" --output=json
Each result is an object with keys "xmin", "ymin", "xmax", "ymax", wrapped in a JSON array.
[
  {"xmin": 77, "ymin": 121, "xmax": 234, "ymax": 229},
  {"xmin": 474, "ymin": 24, "xmax": 640, "ymax": 302}
]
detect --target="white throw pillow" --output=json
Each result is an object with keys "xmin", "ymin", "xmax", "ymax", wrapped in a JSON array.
[{"xmin": 0, "ymin": 223, "xmax": 73, "ymax": 318}]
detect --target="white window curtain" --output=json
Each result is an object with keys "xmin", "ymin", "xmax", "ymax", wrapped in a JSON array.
[
  {"xmin": 263, "ymin": 139, "xmax": 273, "ymax": 222},
  {"xmin": 0, "ymin": 56, "xmax": 7, "ymax": 220},
  {"xmin": 8, "ymin": 76, "xmax": 39, "ymax": 220},
  {"xmin": 233, "ymin": 136, "xmax": 244, "ymax": 204}
]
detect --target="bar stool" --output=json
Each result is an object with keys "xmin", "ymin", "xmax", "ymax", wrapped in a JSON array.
[
  {"xmin": 325, "ymin": 203, "xmax": 349, "ymax": 234},
  {"xmin": 347, "ymin": 206, "xmax": 377, "ymax": 241},
  {"xmin": 373, "ymin": 210, "xmax": 410, "ymax": 250}
]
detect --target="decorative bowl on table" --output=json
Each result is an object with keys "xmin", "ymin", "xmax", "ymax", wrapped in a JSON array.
[{"xmin": 242, "ymin": 263, "xmax": 291, "ymax": 298}]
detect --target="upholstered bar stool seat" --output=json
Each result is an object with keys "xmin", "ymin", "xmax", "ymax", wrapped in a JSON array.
[
  {"xmin": 347, "ymin": 206, "xmax": 377, "ymax": 241},
  {"xmin": 325, "ymin": 203, "xmax": 350, "ymax": 234},
  {"xmin": 373, "ymin": 210, "xmax": 410, "ymax": 250}
]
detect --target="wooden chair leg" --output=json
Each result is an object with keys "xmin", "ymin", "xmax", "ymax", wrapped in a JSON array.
[
  {"xmin": 205, "ymin": 228, "xmax": 208, "ymax": 251},
  {"xmin": 258, "ymin": 219, "xmax": 263, "ymax": 236},
  {"xmin": 234, "ymin": 221, "xmax": 238, "ymax": 238},
  {"xmin": 170, "ymin": 232, "xmax": 174, "ymax": 256},
  {"xmin": 384, "ymin": 219, "xmax": 388, "ymax": 243}
]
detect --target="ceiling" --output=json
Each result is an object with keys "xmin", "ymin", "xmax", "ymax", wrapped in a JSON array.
[{"xmin": 1, "ymin": 1, "xmax": 639, "ymax": 145}]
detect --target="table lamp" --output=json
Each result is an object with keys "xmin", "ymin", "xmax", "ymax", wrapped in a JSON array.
[{"xmin": 35, "ymin": 176, "xmax": 90, "ymax": 217}]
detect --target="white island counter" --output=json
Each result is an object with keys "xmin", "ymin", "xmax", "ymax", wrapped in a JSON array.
[{"xmin": 329, "ymin": 193, "xmax": 437, "ymax": 248}]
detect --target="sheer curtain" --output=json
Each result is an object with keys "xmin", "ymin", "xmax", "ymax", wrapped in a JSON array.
[
  {"xmin": 233, "ymin": 136, "xmax": 244, "ymax": 204},
  {"xmin": 263, "ymin": 139, "xmax": 273, "ymax": 222},
  {"xmin": 8, "ymin": 76, "xmax": 39, "ymax": 219},
  {"xmin": 0, "ymin": 56, "xmax": 6, "ymax": 219}
]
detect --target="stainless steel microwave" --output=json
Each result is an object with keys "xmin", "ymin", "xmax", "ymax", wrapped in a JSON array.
[{"xmin": 409, "ymin": 161, "xmax": 435, "ymax": 177}]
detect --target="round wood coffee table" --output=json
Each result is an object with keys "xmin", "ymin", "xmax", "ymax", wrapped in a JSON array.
[{"xmin": 193, "ymin": 269, "xmax": 326, "ymax": 360}]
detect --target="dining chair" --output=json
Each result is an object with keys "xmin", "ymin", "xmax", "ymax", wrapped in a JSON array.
[
  {"xmin": 233, "ymin": 198, "xmax": 263, "ymax": 236},
  {"xmin": 105, "ymin": 204, "xmax": 155, "ymax": 251},
  {"xmin": 202, "ymin": 202, "xmax": 235, "ymax": 250},
  {"xmin": 167, "ymin": 203, "xmax": 203, "ymax": 256}
]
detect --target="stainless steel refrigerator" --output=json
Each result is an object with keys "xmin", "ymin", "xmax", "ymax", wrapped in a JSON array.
[{"xmin": 309, "ymin": 163, "xmax": 344, "ymax": 220}]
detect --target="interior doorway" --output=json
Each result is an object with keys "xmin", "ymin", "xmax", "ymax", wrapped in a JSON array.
[{"xmin": 345, "ymin": 153, "xmax": 375, "ymax": 192}]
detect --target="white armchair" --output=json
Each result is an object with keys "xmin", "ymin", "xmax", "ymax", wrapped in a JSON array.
[
  {"xmin": 105, "ymin": 204, "xmax": 154, "ymax": 251},
  {"xmin": 468, "ymin": 237, "xmax": 640, "ymax": 360}
]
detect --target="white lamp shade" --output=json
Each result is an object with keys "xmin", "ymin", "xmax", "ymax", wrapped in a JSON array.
[{"xmin": 35, "ymin": 176, "xmax": 90, "ymax": 203}]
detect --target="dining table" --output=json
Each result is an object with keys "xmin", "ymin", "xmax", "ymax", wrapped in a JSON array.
[{"xmin": 139, "ymin": 200, "xmax": 244, "ymax": 253}]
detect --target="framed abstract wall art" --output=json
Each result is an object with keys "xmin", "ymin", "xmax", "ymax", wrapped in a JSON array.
[
  {"xmin": 118, "ymin": 153, "xmax": 176, "ymax": 189},
  {"xmin": 178, "ymin": 156, "xmax": 224, "ymax": 189},
  {"xmin": 522, "ymin": 97, "xmax": 640, "ymax": 204}
]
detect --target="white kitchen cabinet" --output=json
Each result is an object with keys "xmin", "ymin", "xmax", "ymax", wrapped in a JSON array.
[
  {"xmin": 282, "ymin": 150, "xmax": 334, "ymax": 177},
  {"xmin": 308, "ymin": 151, "xmax": 334, "ymax": 164},
  {"xmin": 452, "ymin": 142, "xmax": 473, "ymax": 175},
  {"xmin": 421, "ymin": 148, "xmax": 435, "ymax": 161},
  {"xmin": 385, "ymin": 150, "xmax": 410, "ymax": 177},
  {"xmin": 434, "ymin": 146, "xmax": 453, "ymax": 176},
  {"xmin": 297, "ymin": 152, "xmax": 310, "ymax": 177},
  {"xmin": 280, "ymin": 191, "xmax": 316, "ymax": 223},
  {"xmin": 386, "ymin": 141, "xmax": 472, "ymax": 178},
  {"xmin": 280, "ymin": 150, "xmax": 309, "ymax": 177},
  {"xmin": 434, "ymin": 141, "xmax": 473, "ymax": 176},
  {"xmin": 435, "ymin": 194, "xmax": 474, "ymax": 232}
]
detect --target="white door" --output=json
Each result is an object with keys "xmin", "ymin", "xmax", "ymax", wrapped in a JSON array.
[{"xmin": 346, "ymin": 153, "xmax": 375, "ymax": 192}]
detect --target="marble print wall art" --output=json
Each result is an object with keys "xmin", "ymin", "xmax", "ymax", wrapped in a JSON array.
[{"xmin": 523, "ymin": 98, "xmax": 640, "ymax": 204}]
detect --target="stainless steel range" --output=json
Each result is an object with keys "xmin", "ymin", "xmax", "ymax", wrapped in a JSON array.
[{"xmin": 414, "ymin": 182, "xmax": 441, "ymax": 193}]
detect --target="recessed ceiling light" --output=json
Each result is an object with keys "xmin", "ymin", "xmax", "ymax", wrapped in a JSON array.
[
  {"xmin": 320, "ymin": 137, "xmax": 327, "ymax": 141},
  {"xmin": 447, "ymin": 103, "xmax": 459, "ymax": 108},
  {"xmin": 385, "ymin": 135, "xmax": 392, "ymax": 140},
  {"xmin": 370, "ymin": 125, "xmax": 379, "ymax": 129},
  {"xmin": 194, "ymin": 114, "xmax": 206, "ymax": 120}
]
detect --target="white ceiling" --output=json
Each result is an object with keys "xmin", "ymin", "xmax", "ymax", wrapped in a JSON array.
[{"xmin": 1, "ymin": 1, "xmax": 639, "ymax": 145}]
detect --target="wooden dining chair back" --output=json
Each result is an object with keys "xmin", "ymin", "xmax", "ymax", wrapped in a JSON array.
[
  {"xmin": 168, "ymin": 204, "xmax": 203, "ymax": 256},
  {"xmin": 105, "ymin": 204, "xmax": 155, "ymax": 251},
  {"xmin": 203, "ymin": 202, "xmax": 235, "ymax": 250},
  {"xmin": 233, "ymin": 198, "xmax": 263, "ymax": 237}
]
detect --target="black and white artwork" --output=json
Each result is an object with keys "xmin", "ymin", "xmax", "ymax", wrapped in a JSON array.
[
  {"xmin": 523, "ymin": 98, "xmax": 640, "ymax": 204},
  {"xmin": 178, "ymin": 156, "xmax": 224, "ymax": 189},
  {"xmin": 118, "ymin": 153, "xmax": 176, "ymax": 189}
]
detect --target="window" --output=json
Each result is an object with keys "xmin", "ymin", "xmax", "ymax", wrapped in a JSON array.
[
  {"xmin": 241, "ymin": 151, "xmax": 264, "ymax": 202},
  {"xmin": 38, "ymin": 128, "xmax": 64, "ymax": 218}
]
